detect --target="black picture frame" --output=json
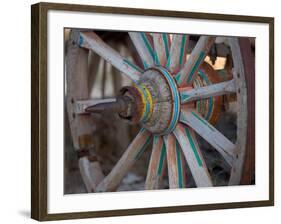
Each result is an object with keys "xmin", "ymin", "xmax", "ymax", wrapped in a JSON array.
[{"xmin": 31, "ymin": 2, "xmax": 274, "ymax": 221}]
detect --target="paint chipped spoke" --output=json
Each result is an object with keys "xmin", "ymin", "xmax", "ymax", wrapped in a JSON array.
[
  {"xmin": 145, "ymin": 136, "xmax": 166, "ymax": 190},
  {"xmin": 179, "ymin": 79, "xmax": 236, "ymax": 103},
  {"xmin": 96, "ymin": 129, "xmax": 152, "ymax": 192},
  {"xmin": 173, "ymin": 124, "xmax": 213, "ymax": 187},
  {"xmin": 180, "ymin": 109, "xmax": 235, "ymax": 166},
  {"xmin": 77, "ymin": 31, "xmax": 142, "ymax": 81},
  {"xmin": 167, "ymin": 34, "xmax": 189, "ymax": 73},
  {"xmin": 152, "ymin": 33, "xmax": 170, "ymax": 66},
  {"xmin": 129, "ymin": 32, "xmax": 155, "ymax": 68},
  {"xmin": 164, "ymin": 134, "xmax": 185, "ymax": 188},
  {"xmin": 175, "ymin": 36, "xmax": 215, "ymax": 86}
]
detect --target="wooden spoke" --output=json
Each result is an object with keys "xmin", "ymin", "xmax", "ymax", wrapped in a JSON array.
[
  {"xmin": 175, "ymin": 36, "xmax": 215, "ymax": 86},
  {"xmin": 163, "ymin": 134, "xmax": 186, "ymax": 188},
  {"xmin": 78, "ymin": 157, "xmax": 104, "ymax": 192},
  {"xmin": 167, "ymin": 34, "xmax": 189, "ymax": 73},
  {"xmin": 74, "ymin": 98, "xmax": 117, "ymax": 114},
  {"xmin": 129, "ymin": 32, "xmax": 155, "ymax": 68},
  {"xmin": 179, "ymin": 79, "xmax": 236, "ymax": 103},
  {"xmin": 180, "ymin": 109, "xmax": 235, "ymax": 166},
  {"xmin": 173, "ymin": 123, "xmax": 213, "ymax": 187},
  {"xmin": 152, "ymin": 33, "xmax": 170, "ymax": 66},
  {"xmin": 73, "ymin": 31, "xmax": 142, "ymax": 82},
  {"xmin": 145, "ymin": 136, "xmax": 166, "ymax": 190},
  {"xmin": 96, "ymin": 128, "xmax": 152, "ymax": 192}
]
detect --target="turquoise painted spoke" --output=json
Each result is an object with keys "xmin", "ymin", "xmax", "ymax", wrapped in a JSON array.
[
  {"xmin": 179, "ymin": 35, "xmax": 187, "ymax": 67},
  {"xmin": 187, "ymin": 51, "xmax": 206, "ymax": 83},
  {"xmin": 139, "ymin": 127, "xmax": 146, "ymax": 134},
  {"xmin": 79, "ymin": 35, "xmax": 84, "ymax": 46},
  {"xmin": 134, "ymin": 136, "xmax": 152, "ymax": 160},
  {"xmin": 157, "ymin": 143, "xmax": 166, "ymax": 176},
  {"xmin": 176, "ymin": 142, "xmax": 184, "ymax": 187},
  {"xmin": 166, "ymin": 56, "xmax": 171, "ymax": 69},
  {"xmin": 143, "ymin": 61, "xmax": 149, "ymax": 69},
  {"xmin": 184, "ymin": 128, "xmax": 203, "ymax": 167},
  {"xmin": 174, "ymin": 73, "xmax": 181, "ymax": 83},
  {"xmin": 162, "ymin": 34, "xmax": 170, "ymax": 60},
  {"xmin": 180, "ymin": 93, "xmax": 190, "ymax": 102},
  {"xmin": 140, "ymin": 33, "xmax": 156, "ymax": 62},
  {"xmin": 123, "ymin": 59, "xmax": 143, "ymax": 73},
  {"xmin": 153, "ymin": 135, "xmax": 159, "ymax": 145},
  {"xmin": 191, "ymin": 111, "xmax": 215, "ymax": 132}
]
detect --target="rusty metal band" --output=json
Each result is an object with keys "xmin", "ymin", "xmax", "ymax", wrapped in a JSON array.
[{"xmin": 133, "ymin": 84, "xmax": 153, "ymax": 122}]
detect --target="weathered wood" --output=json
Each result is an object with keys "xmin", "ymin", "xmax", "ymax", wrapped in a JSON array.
[
  {"xmin": 228, "ymin": 38, "xmax": 248, "ymax": 185},
  {"xmin": 79, "ymin": 157, "xmax": 104, "ymax": 192},
  {"xmin": 72, "ymin": 31, "xmax": 142, "ymax": 82},
  {"xmin": 111, "ymin": 63, "xmax": 123, "ymax": 95},
  {"xmin": 173, "ymin": 123, "xmax": 213, "ymax": 187},
  {"xmin": 101, "ymin": 60, "xmax": 107, "ymax": 98},
  {"xmin": 239, "ymin": 38, "xmax": 255, "ymax": 185},
  {"xmin": 175, "ymin": 36, "xmax": 215, "ymax": 86},
  {"xmin": 66, "ymin": 41, "xmax": 105, "ymax": 192},
  {"xmin": 163, "ymin": 134, "xmax": 185, "ymax": 188},
  {"xmin": 88, "ymin": 50, "xmax": 101, "ymax": 94},
  {"xmin": 179, "ymin": 79, "xmax": 236, "ymax": 103},
  {"xmin": 152, "ymin": 33, "xmax": 170, "ymax": 66},
  {"xmin": 145, "ymin": 136, "xmax": 166, "ymax": 190},
  {"xmin": 111, "ymin": 41, "xmax": 126, "ymax": 93},
  {"xmin": 180, "ymin": 109, "xmax": 234, "ymax": 166},
  {"xmin": 167, "ymin": 34, "xmax": 189, "ymax": 73},
  {"xmin": 129, "ymin": 32, "xmax": 155, "ymax": 68},
  {"xmin": 65, "ymin": 41, "xmax": 95, "ymax": 150},
  {"xmin": 96, "ymin": 129, "xmax": 152, "ymax": 192}
]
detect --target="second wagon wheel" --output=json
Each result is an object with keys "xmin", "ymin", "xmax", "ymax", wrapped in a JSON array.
[{"xmin": 66, "ymin": 29, "xmax": 254, "ymax": 192}]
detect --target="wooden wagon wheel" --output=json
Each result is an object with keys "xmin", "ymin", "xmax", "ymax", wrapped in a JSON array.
[{"xmin": 66, "ymin": 30, "xmax": 254, "ymax": 192}]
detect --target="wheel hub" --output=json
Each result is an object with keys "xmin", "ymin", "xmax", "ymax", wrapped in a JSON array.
[{"xmin": 120, "ymin": 67, "xmax": 180, "ymax": 135}]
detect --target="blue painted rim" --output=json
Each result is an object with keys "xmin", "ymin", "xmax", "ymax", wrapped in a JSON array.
[{"xmin": 156, "ymin": 66, "xmax": 180, "ymax": 135}]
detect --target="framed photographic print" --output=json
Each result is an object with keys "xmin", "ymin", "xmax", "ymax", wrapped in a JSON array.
[{"xmin": 31, "ymin": 2, "xmax": 274, "ymax": 221}]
